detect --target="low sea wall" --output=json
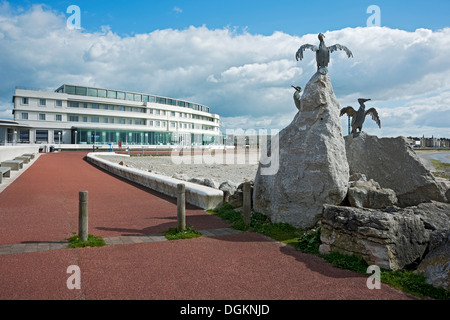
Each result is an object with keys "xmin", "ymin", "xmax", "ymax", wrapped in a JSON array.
[{"xmin": 86, "ymin": 152, "xmax": 223, "ymax": 210}]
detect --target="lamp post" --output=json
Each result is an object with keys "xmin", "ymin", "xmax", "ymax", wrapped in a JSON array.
[
  {"xmin": 58, "ymin": 131, "xmax": 61, "ymax": 147},
  {"xmin": 74, "ymin": 130, "xmax": 77, "ymax": 145}
]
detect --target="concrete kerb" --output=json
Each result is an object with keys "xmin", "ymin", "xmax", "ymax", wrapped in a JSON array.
[
  {"xmin": 86, "ymin": 152, "xmax": 224, "ymax": 210},
  {"xmin": 0, "ymin": 228, "xmax": 244, "ymax": 255}
]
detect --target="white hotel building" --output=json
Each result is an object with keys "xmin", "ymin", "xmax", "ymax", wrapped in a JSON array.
[{"xmin": 4, "ymin": 84, "xmax": 221, "ymax": 146}]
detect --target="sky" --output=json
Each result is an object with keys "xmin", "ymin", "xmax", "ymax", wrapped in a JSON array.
[{"xmin": 0, "ymin": 0, "xmax": 449, "ymax": 138}]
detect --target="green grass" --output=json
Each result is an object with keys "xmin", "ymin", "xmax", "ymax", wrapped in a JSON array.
[
  {"xmin": 208, "ymin": 203, "xmax": 247, "ymax": 230},
  {"xmin": 314, "ymin": 245, "xmax": 450, "ymax": 300},
  {"xmin": 208, "ymin": 203, "xmax": 450, "ymax": 300},
  {"xmin": 294, "ymin": 227, "xmax": 322, "ymax": 254},
  {"xmin": 208, "ymin": 203, "xmax": 302, "ymax": 243},
  {"xmin": 321, "ymin": 251, "xmax": 370, "ymax": 274},
  {"xmin": 66, "ymin": 233, "xmax": 106, "ymax": 248},
  {"xmin": 381, "ymin": 269, "xmax": 450, "ymax": 299},
  {"xmin": 163, "ymin": 226, "xmax": 202, "ymax": 240},
  {"xmin": 430, "ymin": 159, "xmax": 450, "ymax": 179}
]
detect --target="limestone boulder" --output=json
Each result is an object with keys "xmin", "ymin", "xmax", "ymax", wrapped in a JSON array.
[
  {"xmin": 188, "ymin": 177, "xmax": 205, "ymax": 185},
  {"xmin": 219, "ymin": 180, "xmax": 238, "ymax": 195},
  {"xmin": 172, "ymin": 173, "xmax": 190, "ymax": 181},
  {"xmin": 228, "ymin": 181, "xmax": 253, "ymax": 209},
  {"xmin": 188, "ymin": 177, "xmax": 219, "ymax": 189},
  {"xmin": 344, "ymin": 133, "xmax": 448, "ymax": 207},
  {"xmin": 411, "ymin": 201, "xmax": 450, "ymax": 233},
  {"xmin": 203, "ymin": 178, "xmax": 219, "ymax": 189},
  {"xmin": 416, "ymin": 232, "xmax": 449, "ymax": 291},
  {"xmin": 253, "ymin": 72, "xmax": 349, "ymax": 228},
  {"xmin": 219, "ymin": 180, "xmax": 238, "ymax": 205},
  {"xmin": 320, "ymin": 201, "xmax": 450, "ymax": 270},
  {"xmin": 347, "ymin": 178, "xmax": 398, "ymax": 209}
]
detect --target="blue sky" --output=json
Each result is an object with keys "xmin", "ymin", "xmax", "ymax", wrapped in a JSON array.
[
  {"xmin": 11, "ymin": 0, "xmax": 450, "ymax": 35},
  {"xmin": 1, "ymin": 0, "xmax": 450, "ymax": 137}
]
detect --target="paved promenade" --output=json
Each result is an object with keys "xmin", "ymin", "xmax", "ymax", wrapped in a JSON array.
[{"xmin": 0, "ymin": 152, "xmax": 415, "ymax": 301}]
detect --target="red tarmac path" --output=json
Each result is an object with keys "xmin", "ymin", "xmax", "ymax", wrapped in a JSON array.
[{"xmin": 0, "ymin": 152, "xmax": 415, "ymax": 301}]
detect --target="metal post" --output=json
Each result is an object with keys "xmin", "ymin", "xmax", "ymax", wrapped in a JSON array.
[
  {"xmin": 78, "ymin": 191, "xmax": 88, "ymax": 242},
  {"xmin": 243, "ymin": 182, "xmax": 251, "ymax": 225},
  {"xmin": 177, "ymin": 184, "xmax": 186, "ymax": 232},
  {"xmin": 348, "ymin": 115, "xmax": 351, "ymax": 135}
]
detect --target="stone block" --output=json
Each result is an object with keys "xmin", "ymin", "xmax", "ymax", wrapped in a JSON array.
[
  {"xmin": 345, "ymin": 133, "xmax": 447, "ymax": 207},
  {"xmin": 319, "ymin": 203, "xmax": 450, "ymax": 270},
  {"xmin": 253, "ymin": 72, "xmax": 349, "ymax": 228}
]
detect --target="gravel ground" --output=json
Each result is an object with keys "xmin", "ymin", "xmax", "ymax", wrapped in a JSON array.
[{"xmin": 98, "ymin": 153, "xmax": 259, "ymax": 187}]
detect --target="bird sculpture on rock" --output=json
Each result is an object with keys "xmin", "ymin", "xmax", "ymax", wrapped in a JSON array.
[
  {"xmin": 291, "ymin": 85, "xmax": 302, "ymax": 111},
  {"xmin": 296, "ymin": 33, "xmax": 353, "ymax": 75},
  {"xmin": 340, "ymin": 98, "xmax": 381, "ymax": 135}
]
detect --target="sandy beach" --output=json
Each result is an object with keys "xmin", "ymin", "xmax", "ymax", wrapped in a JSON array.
[{"xmin": 98, "ymin": 152, "xmax": 259, "ymax": 187}]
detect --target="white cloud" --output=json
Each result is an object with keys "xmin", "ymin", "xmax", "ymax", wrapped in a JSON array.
[
  {"xmin": 173, "ymin": 7, "xmax": 183, "ymax": 14},
  {"xmin": 0, "ymin": 4, "xmax": 449, "ymax": 138}
]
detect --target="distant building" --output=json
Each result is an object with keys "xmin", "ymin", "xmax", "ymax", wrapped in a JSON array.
[
  {"xmin": 2, "ymin": 84, "xmax": 221, "ymax": 146},
  {"xmin": 408, "ymin": 136, "xmax": 450, "ymax": 148}
]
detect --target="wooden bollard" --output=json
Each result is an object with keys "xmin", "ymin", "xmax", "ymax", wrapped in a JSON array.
[
  {"xmin": 78, "ymin": 191, "xmax": 88, "ymax": 242},
  {"xmin": 243, "ymin": 182, "xmax": 251, "ymax": 225},
  {"xmin": 177, "ymin": 184, "xmax": 186, "ymax": 232}
]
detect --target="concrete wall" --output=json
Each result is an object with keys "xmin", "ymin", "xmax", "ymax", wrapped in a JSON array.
[
  {"xmin": 0, "ymin": 146, "xmax": 40, "ymax": 162},
  {"xmin": 86, "ymin": 152, "xmax": 223, "ymax": 210}
]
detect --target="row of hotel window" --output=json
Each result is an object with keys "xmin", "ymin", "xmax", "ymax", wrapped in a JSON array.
[
  {"xmin": 20, "ymin": 98, "xmax": 216, "ymax": 122},
  {"xmin": 11, "ymin": 129, "xmax": 62, "ymax": 143},
  {"xmin": 20, "ymin": 112, "xmax": 216, "ymax": 131},
  {"xmin": 57, "ymin": 85, "xmax": 210, "ymax": 113}
]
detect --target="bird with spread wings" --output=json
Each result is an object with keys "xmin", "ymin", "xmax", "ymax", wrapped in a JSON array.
[
  {"xmin": 340, "ymin": 98, "xmax": 381, "ymax": 135},
  {"xmin": 296, "ymin": 33, "xmax": 353, "ymax": 75}
]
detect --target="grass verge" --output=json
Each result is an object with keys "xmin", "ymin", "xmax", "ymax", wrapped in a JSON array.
[
  {"xmin": 209, "ymin": 203, "xmax": 450, "ymax": 300},
  {"xmin": 163, "ymin": 226, "xmax": 202, "ymax": 240},
  {"xmin": 208, "ymin": 203, "xmax": 303, "ymax": 243},
  {"xmin": 430, "ymin": 159, "xmax": 450, "ymax": 179},
  {"xmin": 66, "ymin": 233, "xmax": 106, "ymax": 248}
]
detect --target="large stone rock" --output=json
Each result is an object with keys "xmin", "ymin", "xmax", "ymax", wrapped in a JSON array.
[
  {"xmin": 345, "ymin": 133, "xmax": 448, "ymax": 207},
  {"xmin": 347, "ymin": 177, "xmax": 398, "ymax": 209},
  {"xmin": 219, "ymin": 180, "xmax": 238, "ymax": 196},
  {"xmin": 411, "ymin": 201, "xmax": 450, "ymax": 233},
  {"xmin": 188, "ymin": 177, "xmax": 219, "ymax": 189},
  {"xmin": 253, "ymin": 72, "xmax": 349, "ymax": 228},
  {"xmin": 228, "ymin": 181, "xmax": 253, "ymax": 209},
  {"xmin": 319, "ymin": 202, "xmax": 450, "ymax": 270},
  {"xmin": 416, "ymin": 232, "xmax": 449, "ymax": 291}
]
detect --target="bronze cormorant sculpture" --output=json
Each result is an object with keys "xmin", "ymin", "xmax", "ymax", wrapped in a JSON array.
[
  {"xmin": 296, "ymin": 33, "xmax": 353, "ymax": 74},
  {"xmin": 291, "ymin": 85, "xmax": 302, "ymax": 111},
  {"xmin": 340, "ymin": 98, "xmax": 381, "ymax": 135}
]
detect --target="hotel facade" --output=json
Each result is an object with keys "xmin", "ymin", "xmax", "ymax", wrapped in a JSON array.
[{"xmin": 4, "ymin": 84, "xmax": 221, "ymax": 146}]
